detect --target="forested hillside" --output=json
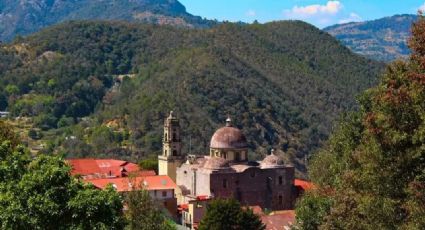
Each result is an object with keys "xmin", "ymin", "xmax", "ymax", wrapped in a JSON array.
[
  {"xmin": 0, "ymin": 21, "xmax": 384, "ymax": 175},
  {"xmin": 325, "ymin": 14, "xmax": 417, "ymax": 62},
  {"xmin": 296, "ymin": 15, "xmax": 425, "ymax": 229},
  {"xmin": 0, "ymin": 0, "xmax": 214, "ymax": 42}
]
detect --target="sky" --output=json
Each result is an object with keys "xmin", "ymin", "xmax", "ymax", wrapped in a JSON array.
[{"xmin": 179, "ymin": 0, "xmax": 425, "ymax": 28}]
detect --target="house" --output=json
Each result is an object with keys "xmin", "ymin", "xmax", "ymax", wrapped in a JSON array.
[{"xmin": 67, "ymin": 158, "xmax": 177, "ymax": 217}]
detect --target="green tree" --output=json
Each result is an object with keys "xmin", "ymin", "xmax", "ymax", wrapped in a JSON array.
[
  {"xmin": 295, "ymin": 14, "xmax": 425, "ymax": 229},
  {"xmin": 0, "ymin": 123, "xmax": 125, "ymax": 229},
  {"xmin": 124, "ymin": 188, "xmax": 176, "ymax": 230},
  {"xmin": 199, "ymin": 199, "xmax": 265, "ymax": 230},
  {"xmin": 139, "ymin": 155, "xmax": 159, "ymax": 173}
]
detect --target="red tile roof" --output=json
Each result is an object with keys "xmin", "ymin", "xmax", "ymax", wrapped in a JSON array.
[
  {"xmin": 178, "ymin": 204, "xmax": 189, "ymax": 211},
  {"xmin": 67, "ymin": 158, "xmax": 156, "ymax": 179},
  {"xmin": 295, "ymin": 179, "xmax": 315, "ymax": 191},
  {"xmin": 86, "ymin": 175, "xmax": 176, "ymax": 192},
  {"xmin": 196, "ymin": 195, "xmax": 210, "ymax": 201},
  {"xmin": 261, "ymin": 210, "xmax": 295, "ymax": 230}
]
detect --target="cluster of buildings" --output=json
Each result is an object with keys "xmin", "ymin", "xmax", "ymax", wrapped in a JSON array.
[{"xmin": 68, "ymin": 112, "xmax": 313, "ymax": 229}]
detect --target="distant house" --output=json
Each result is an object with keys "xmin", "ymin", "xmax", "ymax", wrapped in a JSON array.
[
  {"xmin": 67, "ymin": 158, "xmax": 177, "ymax": 217},
  {"xmin": 67, "ymin": 158, "xmax": 156, "ymax": 179},
  {"xmin": 87, "ymin": 175, "xmax": 178, "ymax": 217},
  {"xmin": 0, "ymin": 111, "xmax": 9, "ymax": 118},
  {"xmin": 179, "ymin": 195, "xmax": 211, "ymax": 229}
]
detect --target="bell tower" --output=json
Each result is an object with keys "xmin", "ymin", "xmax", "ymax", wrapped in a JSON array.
[{"xmin": 158, "ymin": 111, "xmax": 184, "ymax": 182}]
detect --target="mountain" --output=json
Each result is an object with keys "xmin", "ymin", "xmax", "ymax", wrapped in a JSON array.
[
  {"xmin": 0, "ymin": 0, "xmax": 214, "ymax": 42},
  {"xmin": 324, "ymin": 14, "xmax": 417, "ymax": 62},
  {"xmin": 0, "ymin": 21, "xmax": 384, "ymax": 175}
]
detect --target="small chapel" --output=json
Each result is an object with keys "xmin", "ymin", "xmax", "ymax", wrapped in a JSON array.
[{"xmin": 158, "ymin": 111, "xmax": 297, "ymax": 211}]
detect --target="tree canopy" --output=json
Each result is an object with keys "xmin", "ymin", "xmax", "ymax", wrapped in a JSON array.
[
  {"xmin": 199, "ymin": 199, "xmax": 265, "ymax": 230},
  {"xmin": 0, "ymin": 123, "xmax": 125, "ymax": 229},
  {"xmin": 124, "ymin": 188, "xmax": 176, "ymax": 230},
  {"xmin": 295, "ymin": 14, "xmax": 425, "ymax": 229}
]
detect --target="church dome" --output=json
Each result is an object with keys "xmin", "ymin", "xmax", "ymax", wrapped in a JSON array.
[
  {"xmin": 261, "ymin": 150, "xmax": 284, "ymax": 168},
  {"xmin": 210, "ymin": 117, "xmax": 248, "ymax": 149},
  {"xmin": 204, "ymin": 157, "xmax": 230, "ymax": 170}
]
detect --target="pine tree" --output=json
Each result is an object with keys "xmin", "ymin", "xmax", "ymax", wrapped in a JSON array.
[{"xmin": 295, "ymin": 14, "xmax": 425, "ymax": 229}]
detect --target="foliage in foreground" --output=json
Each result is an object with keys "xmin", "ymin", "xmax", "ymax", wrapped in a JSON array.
[
  {"xmin": 295, "ymin": 14, "xmax": 425, "ymax": 229},
  {"xmin": 0, "ymin": 121, "xmax": 125, "ymax": 229},
  {"xmin": 199, "ymin": 198, "xmax": 265, "ymax": 230},
  {"xmin": 124, "ymin": 188, "xmax": 176, "ymax": 230}
]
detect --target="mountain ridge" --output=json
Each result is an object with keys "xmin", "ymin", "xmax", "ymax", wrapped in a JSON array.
[
  {"xmin": 0, "ymin": 0, "xmax": 214, "ymax": 42},
  {"xmin": 0, "ymin": 20, "xmax": 384, "ymax": 175},
  {"xmin": 324, "ymin": 14, "xmax": 417, "ymax": 62}
]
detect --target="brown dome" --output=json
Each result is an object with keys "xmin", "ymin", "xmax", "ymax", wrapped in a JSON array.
[
  {"xmin": 261, "ymin": 152, "xmax": 284, "ymax": 169},
  {"xmin": 204, "ymin": 157, "xmax": 230, "ymax": 169},
  {"xmin": 210, "ymin": 125, "xmax": 248, "ymax": 149}
]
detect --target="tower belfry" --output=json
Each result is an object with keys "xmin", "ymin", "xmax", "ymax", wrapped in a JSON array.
[{"xmin": 158, "ymin": 111, "xmax": 184, "ymax": 182}]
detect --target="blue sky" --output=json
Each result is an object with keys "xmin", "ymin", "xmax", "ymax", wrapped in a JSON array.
[{"xmin": 179, "ymin": 0, "xmax": 425, "ymax": 28}]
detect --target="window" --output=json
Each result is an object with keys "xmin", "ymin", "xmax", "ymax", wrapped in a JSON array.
[
  {"xmin": 162, "ymin": 191, "xmax": 167, "ymax": 197},
  {"xmin": 235, "ymin": 152, "xmax": 240, "ymax": 161},
  {"xmin": 173, "ymin": 150, "xmax": 178, "ymax": 156},
  {"xmin": 164, "ymin": 149, "xmax": 167, "ymax": 156},
  {"xmin": 250, "ymin": 171, "xmax": 256, "ymax": 178},
  {"xmin": 173, "ymin": 132, "xmax": 177, "ymax": 141},
  {"xmin": 279, "ymin": 176, "xmax": 283, "ymax": 185},
  {"xmin": 223, "ymin": 179, "xmax": 228, "ymax": 188},
  {"xmin": 279, "ymin": 195, "xmax": 283, "ymax": 205},
  {"xmin": 236, "ymin": 190, "xmax": 242, "ymax": 201}
]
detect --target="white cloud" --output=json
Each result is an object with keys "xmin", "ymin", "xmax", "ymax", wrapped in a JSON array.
[
  {"xmin": 419, "ymin": 2, "xmax": 425, "ymax": 12},
  {"xmin": 246, "ymin": 9, "xmax": 256, "ymax": 17},
  {"xmin": 284, "ymin": 1, "xmax": 343, "ymax": 18},
  {"xmin": 338, "ymin": 13, "xmax": 362, "ymax": 24}
]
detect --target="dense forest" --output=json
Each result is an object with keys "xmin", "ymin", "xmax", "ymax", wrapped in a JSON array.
[
  {"xmin": 296, "ymin": 15, "xmax": 425, "ymax": 229},
  {"xmin": 0, "ymin": 20, "xmax": 384, "ymax": 175}
]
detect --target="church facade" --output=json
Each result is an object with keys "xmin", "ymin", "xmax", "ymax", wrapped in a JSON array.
[{"xmin": 158, "ymin": 112, "xmax": 296, "ymax": 211}]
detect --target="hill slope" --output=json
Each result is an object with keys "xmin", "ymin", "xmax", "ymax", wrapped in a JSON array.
[
  {"xmin": 324, "ymin": 14, "xmax": 416, "ymax": 62},
  {"xmin": 0, "ymin": 21, "xmax": 384, "ymax": 175},
  {"xmin": 0, "ymin": 0, "xmax": 213, "ymax": 42}
]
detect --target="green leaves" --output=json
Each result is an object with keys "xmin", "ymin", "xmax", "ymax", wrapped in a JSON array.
[
  {"xmin": 295, "ymin": 14, "xmax": 425, "ymax": 229},
  {"xmin": 0, "ymin": 123, "xmax": 125, "ymax": 229},
  {"xmin": 199, "ymin": 199, "xmax": 265, "ymax": 230}
]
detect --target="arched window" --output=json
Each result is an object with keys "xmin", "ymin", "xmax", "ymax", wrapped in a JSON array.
[
  {"xmin": 173, "ymin": 150, "xmax": 178, "ymax": 156},
  {"xmin": 173, "ymin": 132, "xmax": 177, "ymax": 141}
]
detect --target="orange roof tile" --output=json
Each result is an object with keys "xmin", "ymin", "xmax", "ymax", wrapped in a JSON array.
[
  {"xmin": 85, "ymin": 175, "xmax": 176, "ymax": 192},
  {"xmin": 67, "ymin": 158, "xmax": 156, "ymax": 179},
  {"xmin": 261, "ymin": 210, "xmax": 295, "ymax": 230},
  {"xmin": 295, "ymin": 179, "xmax": 315, "ymax": 191}
]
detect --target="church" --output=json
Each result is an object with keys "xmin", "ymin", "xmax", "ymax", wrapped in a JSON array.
[{"xmin": 158, "ymin": 111, "xmax": 296, "ymax": 212}]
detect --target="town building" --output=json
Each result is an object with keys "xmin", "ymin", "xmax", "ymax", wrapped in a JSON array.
[
  {"xmin": 158, "ymin": 112, "xmax": 299, "ymax": 228},
  {"xmin": 67, "ymin": 158, "xmax": 178, "ymax": 217}
]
